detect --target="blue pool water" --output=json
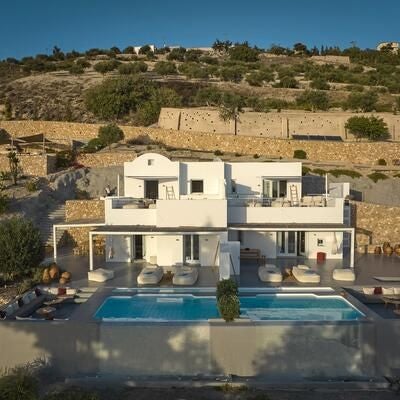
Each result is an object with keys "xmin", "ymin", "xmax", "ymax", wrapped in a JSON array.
[{"xmin": 94, "ymin": 294, "xmax": 364, "ymax": 321}]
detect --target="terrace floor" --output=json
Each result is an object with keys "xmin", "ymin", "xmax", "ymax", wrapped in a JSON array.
[{"xmin": 52, "ymin": 249, "xmax": 400, "ymax": 290}]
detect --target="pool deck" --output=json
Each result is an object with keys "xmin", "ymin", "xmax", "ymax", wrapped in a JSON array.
[{"xmin": 53, "ymin": 250, "xmax": 400, "ymax": 290}]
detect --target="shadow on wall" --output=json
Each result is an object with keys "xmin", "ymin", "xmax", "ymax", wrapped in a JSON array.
[{"xmin": 1, "ymin": 309, "xmax": 400, "ymax": 379}]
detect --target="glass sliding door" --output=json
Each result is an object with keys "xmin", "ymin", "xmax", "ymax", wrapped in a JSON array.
[
  {"xmin": 277, "ymin": 231, "xmax": 297, "ymax": 256},
  {"xmin": 184, "ymin": 234, "xmax": 200, "ymax": 263},
  {"xmin": 263, "ymin": 179, "xmax": 288, "ymax": 199}
]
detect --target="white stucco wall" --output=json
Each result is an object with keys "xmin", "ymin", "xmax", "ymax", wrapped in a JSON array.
[
  {"xmin": 199, "ymin": 235, "xmax": 220, "ymax": 266},
  {"xmin": 106, "ymin": 235, "xmax": 132, "ymax": 262},
  {"xmin": 305, "ymin": 231, "xmax": 344, "ymax": 259},
  {"xmin": 241, "ymin": 231, "xmax": 277, "ymax": 258}
]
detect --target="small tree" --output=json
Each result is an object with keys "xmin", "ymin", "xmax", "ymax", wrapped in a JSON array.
[
  {"xmin": 218, "ymin": 93, "xmax": 244, "ymax": 135},
  {"xmin": 7, "ymin": 151, "xmax": 20, "ymax": 185},
  {"xmin": 98, "ymin": 124, "xmax": 124, "ymax": 149},
  {"xmin": 216, "ymin": 279, "xmax": 240, "ymax": 322},
  {"xmin": 0, "ymin": 217, "xmax": 43, "ymax": 280},
  {"xmin": 153, "ymin": 61, "xmax": 177, "ymax": 76},
  {"xmin": 346, "ymin": 91, "xmax": 378, "ymax": 112},
  {"xmin": 296, "ymin": 90, "xmax": 330, "ymax": 111},
  {"xmin": 345, "ymin": 116, "xmax": 389, "ymax": 141}
]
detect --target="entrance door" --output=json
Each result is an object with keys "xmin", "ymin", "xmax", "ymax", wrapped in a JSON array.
[
  {"xmin": 277, "ymin": 231, "xmax": 297, "ymax": 256},
  {"xmin": 145, "ymin": 180, "xmax": 158, "ymax": 199},
  {"xmin": 184, "ymin": 235, "xmax": 200, "ymax": 263},
  {"xmin": 134, "ymin": 235, "xmax": 143, "ymax": 259}
]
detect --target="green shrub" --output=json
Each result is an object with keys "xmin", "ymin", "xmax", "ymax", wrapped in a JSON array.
[
  {"xmin": 166, "ymin": 47, "xmax": 186, "ymax": 61},
  {"xmin": 68, "ymin": 64, "xmax": 84, "ymax": 75},
  {"xmin": 253, "ymin": 153, "xmax": 260, "ymax": 159},
  {"xmin": 98, "ymin": 123, "xmax": 124, "ymax": 148},
  {"xmin": 345, "ymin": 116, "xmax": 389, "ymax": 141},
  {"xmin": 219, "ymin": 66, "xmax": 244, "ymax": 83},
  {"xmin": 216, "ymin": 278, "xmax": 238, "ymax": 300},
  {"xmin": 228, "ymin": 44, "xmax": 260, "ymax": 62},
  {"xmin": 310, "ymin": 78, "xmax": 330, "ymax": 90},
  {"xmin": 302, "ymin": 166, "xmax": 311, "ymax": 175},
  {"xmin": 296, "ymin": 90, "xmax": 330, "ymax": 111},
  {"xmin": 214, "ymin": 150, "xmax": 224, "ymax": 156},
  {"xmin": 345, "ymin": 90, "xmax": 378, "ymax": 112},
  {"xmin": 394, "ymin": 173, "xmax": 400, "ymax": 178},
  {"xmin": 56, "ymin": 150, "xmax": 76, "ymax": 169},
  {"xmin": 25, "ymin": 180, "xmax": 38, "ymax": 192},
  {"xmin": 377, "ymin": 158, "xmax": 387, "ymax": 165},
  {"xmin": 329, "ymin": 169, "xmax": 362, "ymax": 178},
  {"xmin": 217, "ymin": 294, "xmax": 240, "ymax": 322},
  {"xmin": 273, "ymin": 76, "xmax": 298, "ymax": 88},
  {"xmin": 293, "ymin": 149, "xmax": 307, "ymax": 159},
  {"xmin": 235, "ymin": 152, "xmax": 241, "ymax": 157},
  {"xmin": 153, "ymin": 61, "xmax": 177, "ymax": 75},
  {"xmin": 0, "ymin": 217, "xmax": 43, "ymax": 281},
  {"xmin": 312, "ymin": 168, "xmax": 327, "ymax": 176},
  {"xmin": 368, "ymin": 172, "xmax": 389, "ymax": 183},
  {"xmin": 0, "ymin": 366, "xmax": 39, "ymax": 400},
  {"xmin": 83, "ymin": 138, "xmax": 104, "ymax": 153},
  {"xmin": 93, "ymin": 60, "xmax": 120, "ymax": 74}
]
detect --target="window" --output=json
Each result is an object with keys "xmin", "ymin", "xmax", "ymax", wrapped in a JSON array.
[
  {"xmin": 191, "ymin": 180, "xmax": 204, "ymax": 193},
  {"xmin": 262, "ymin": 179, "xmax": 287, "ymax": 198},
  {"xmin": 184, "ymin": 235, "xmax": 199, "ymax": 261},
  {"xmin": 317, "ymin": 238, "xmax": 324, "ymax": 247},
  {"xmin": 147, "ymin": 159, "xmax": 154, "ymax": 166}
]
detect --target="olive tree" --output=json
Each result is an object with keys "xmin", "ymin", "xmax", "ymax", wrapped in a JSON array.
[
  {"xmin": 98, "ymin": 124, "xmax": 124, "ymax": 149},
  {"xmin": 0, "ymin": 217, "xmax": 43, "ymax": 280},
  {"xmin": 345, "ymin": 116, "xmax": 389, "ymax": 141}
]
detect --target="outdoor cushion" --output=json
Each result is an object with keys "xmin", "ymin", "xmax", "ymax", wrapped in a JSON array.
[
  {"xmin": 292, "ymin": 266, "xmax": 321, "ymax": 283},
  {"xmin": 258, "ymin": 265, "xmax": 283, "ymax": 283},
  {"xmin": 332, "ymin": 269, "xmax": 356, "ymax": 281},
  {"xmin": 137, "ymin": 266, "xmax": 164, "ymax": 285},
  {"xmin": 88, "ymin": 268, "xmax": 115, "ymax": 282},
  {"xmin": 382, "ymin": 287, "xmax": 395, "ymax": 295},
  {"xmin": 362, "ymin": 287, "xmax": 375, "ymax": 295},
  {"xmin": 173, "ymin": 267, "xmax": 199, "ymax": 286}
]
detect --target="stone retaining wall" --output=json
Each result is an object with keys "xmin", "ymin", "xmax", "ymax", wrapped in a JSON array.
[
  {"xmin": 1, "ymin": 120, "xmax": 400, "ymax": 165},
  {"xmin": 77, "ymin": 151, "xmax": 136, "ymax": 167},
  {"xmin": 65, "ymin": 200, "xmax": 104, "ymax": 222},
  {"xmin": 0, "ymin": 153, "xmax": 56, "ymax": 176},
  {"xmin": 352, "ymin": 201, "xmax": 400, "ymax": 246}
]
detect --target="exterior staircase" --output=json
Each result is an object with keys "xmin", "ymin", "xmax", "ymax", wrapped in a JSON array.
[{"xmin": 39, "ymin": 204, "xmax": 66, "ymax": 247}]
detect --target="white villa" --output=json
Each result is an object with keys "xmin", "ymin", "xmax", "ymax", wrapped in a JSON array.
[{"xmin": 54, "ymin": 153, "xmax": 355, "ymax": 281}]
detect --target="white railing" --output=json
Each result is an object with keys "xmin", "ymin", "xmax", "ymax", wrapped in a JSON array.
[{"xmin": 227, "ymin": 195, "xmax": 336, "ymax": 208}]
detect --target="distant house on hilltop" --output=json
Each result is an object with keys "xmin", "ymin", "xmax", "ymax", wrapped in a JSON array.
[{"xmin": 377, "ymin": 42, "xmax": 399, "ymax": 53}]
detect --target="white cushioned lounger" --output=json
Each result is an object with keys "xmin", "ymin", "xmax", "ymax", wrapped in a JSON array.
[
  {"xmin": 173, "ymin": 267, "xmax": 199, "ymax": 286},
  {"xmin": 88, "ymin": 268, "xmax": 115, "ymax": 283},
  {"xmin": 292, "ymin": 265, "xmax": 321, "ymax": 283},
  {"xmin": 258, "ymin": 264, "xmax": 282, "ymax": 283},
  {"xmin": 137, "ymin": 266, "xmax": 164, "ymax": 285},
  {"xmin": 332, "ymin": 268, "xmax": 355, "ymax": 281}
]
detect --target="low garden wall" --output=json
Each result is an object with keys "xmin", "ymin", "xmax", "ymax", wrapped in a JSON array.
[
  {"xmin": 0, "ymin": 153, "xmax": 56, "ymax": 177},
  {"xmin": 76, "ymin": 151, "xmax": 136, "ymax": 168},
  {"xmin": 0, "ymin": 319, "xmax": 390, "ymax": 379}
]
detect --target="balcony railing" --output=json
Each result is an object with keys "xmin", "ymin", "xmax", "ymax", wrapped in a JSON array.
[{"xmin": 227, "ymin": 195, "xmax": 336, "ymax": 208}]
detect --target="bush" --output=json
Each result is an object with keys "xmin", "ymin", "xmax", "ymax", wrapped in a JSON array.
[
  {"xmin": 377, "ymin": 158, "xmax": 387, "ymax": 166},
  {"xmin": 219, "ymin": 66, "xmax": 244, "ymax": 83},
  {"xmin": 56, "ymin": 150, "xmax": 76, "ymax": 169},
  {"xmin": 328, "ymin": 169, "xmax": 362, "ymax": 178},
  {"xmin": 214, "ymin": 150, "xmax": 224, "ymax": 156},
  {"xmin": 310, "ymin": 78, "xmax": 330, "ymax": 90},
  {"xmin": 25, "ymin": 180, "xmax": 38, "ymax": 192},
  {"xmin": 228, "ymin": 44, "xmax": 260, "ymax": 62},
  {"xmin": 345, "ymin": 116, "xmax": 389, "ymax": 141},
  {"xmin": 312, "ymin": 168, "xmax": 327, "ymax": 176},
  {"xmin": 0, "ymin": 367, "xmax": 39, "ymax": 400},
  {"xmin": 296, "ymin": 90, "xmax": 330, "ymax": 111},
  {"xmin": 302, "ymin": 166, "xmax": 311, "ymax": 175},
  {"xmin": 153, "ymin": 61, "xmax": 177, "ymax": 75},
  {"xmin": 0, "ymin": 217, "xmax": 43, "ymax": 281},
  {"xmin": 274, "ymin": 76, "xmax": 298, "ymax": 88},
  {"xmin": 118, "ymin": 62, "xmax": 148, "ymax": 75},
  {"xmin": 293, "ymin": 149, "xmax": 307, "ymax": 159},
  {"xmin": 253, "ymin": 153, "xmax": 260, "ymax": 159},
  {"xmin": 216, "ymin": 279, "xmax": 238, "ymax": 300},
  {"xmin": 68, "ymin": 64, "xmax": 84, "ymax": 75},
  {"xmin": 83, "ymin": 138, "xmax": 104, "ymax": 153},
  {"xmin": 345, "ymin": 90, "xmax": 378, "ymax": 112},
  {"xmin": 98, "ymin": 123, "xmax": 124, "ymax": 148},
  {"xmin": 93, "ymin": 60, "xmax": 120, "ymax": 74},
  {"xmin": 217, "ymin": 294, "xmax": 240, "ymax": 322},
  {"xmin": 166, "ymin": 47, "xmax": 186, "ymax": 61},
  {"xmin": 368, "ymin": 172, "xmax": 389, "ymax": 183}
]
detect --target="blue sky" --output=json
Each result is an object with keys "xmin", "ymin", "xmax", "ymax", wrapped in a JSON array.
[{"xmin": 0, "ymin": 0, "xmax": 399, "ymax": 59}]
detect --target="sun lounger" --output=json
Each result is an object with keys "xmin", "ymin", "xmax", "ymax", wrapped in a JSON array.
[
  {"xmin": 292, "ymin": 265, "xmax": 321, "ymax": 283},
  {"xmin": 173, "ymin": 267, "xmax": 199, "ymax": 286},
  {"xmin": 332, "ymin": 268, "xmax": 355, "ymax": 281},
  {"xmin": 258, "ymin": 264, "xmax": 283, "ymax": 283},
  {"xmin": 137, "ymin": 266, "xmax": 164, "ymax": 285},
  {"xmin": 88, "ymin": 268, "xmax": 115, "ymax": 282}
]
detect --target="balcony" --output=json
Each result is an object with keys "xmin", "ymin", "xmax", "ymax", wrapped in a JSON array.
[
  {"xmin": 228, "ymin": 196, "xmax": 344, "ymax": 224},
  {"xmin": 104, "ymin": 197, "xmax": 227, "ymax": 228}
]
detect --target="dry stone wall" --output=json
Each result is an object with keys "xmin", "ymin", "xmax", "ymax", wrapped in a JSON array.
[
  {"xmin": 352, "ymin": 201, "xmax": 400, "ymax": 246},
  {"xmin": 1, "ymin": 120, "xmax": 400, "ymax": 165},
  {"xmin": 65, "ymin": 199, "xmax": 104, "ymax": 222},
  {"xmin": 159, "ymin": 108, "xmax": 400, "ymax": 140},
  {"xmin": 77, "ymin": 151, "xmax": 136, "ymax": 167},
  {"xmin": 0, "ymin": 153, "xmax": 56, "ymax": 176}
]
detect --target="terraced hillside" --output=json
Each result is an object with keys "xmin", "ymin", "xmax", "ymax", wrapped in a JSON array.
[{"xmin": 1, "ymin": 42, "xmax": 400, "ymax": 125}]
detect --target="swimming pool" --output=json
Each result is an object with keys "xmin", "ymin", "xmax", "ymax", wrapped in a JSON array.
[{"xmin": 94, "ymin": 294, "xmax": 364, "ymax": 322}]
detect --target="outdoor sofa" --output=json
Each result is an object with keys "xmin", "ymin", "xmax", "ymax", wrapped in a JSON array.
[{"xmin": 292, "ymin": 265, "xmax": 321, "ymax": 283}]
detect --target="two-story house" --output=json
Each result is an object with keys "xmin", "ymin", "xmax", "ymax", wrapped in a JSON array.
[{"xmin": 54, "ymin": 153, "xmax": 355, "ymax": 280}]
